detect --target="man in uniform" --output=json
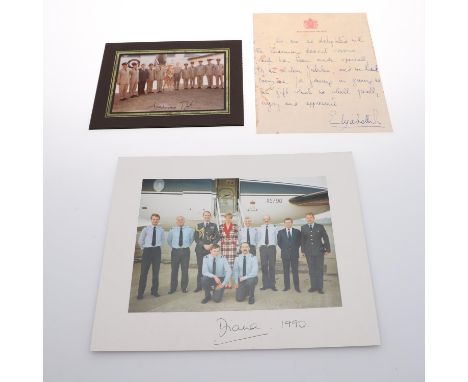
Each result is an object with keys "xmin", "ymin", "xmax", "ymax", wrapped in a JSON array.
[
  {"xmin": 137, "ymin": 213, "xmax": 165, "ymax": 299},
  {"xmin": 300, "ymin": 213, "xmax": 331, "ymax": 294},
  {"xmin": 257, "ymin": 215, "xmax": 278, "ymax": 291},
  {"xmin": 181, "ymin": 63, "xmax": 190, "ymax": 89},
  {"xmin": 201, "ymin": 244, "xmax": 232, "ymax": 304},
  {"xmin": 213, "ymin": 57, "xmax": 224, "ymax": 89},
  {"xmin": 146, "ymin": 63, "xmax": 155, "ymax": 94},
  {"xmin": 233, "ymin": 242, "xmax": 259, "ymax": 304},
  {"xmin": 277, "ymin": 218, "xmax": 302, "ymax": 292},
  {"xmin": 117, "ymin": 62, "xmax": 130, "ymax": 101},
  {"xmin": 194, "ymin": 211, "xmax": 220, "ymax": 292},
  {"xmin": 195, "ymin": 60, "xmax": 205, "ymax": 89},
  {"xmin": 154, "ymin": 63, "xmax": 165, "ymax": 93},
  {"xmin": 129, "ymin": 63, "xmax": 139, "ymax": 98},
  {"xmin": 173, "ymin": 62, "xmax": 182, "ymax": 90},
  {"xmin": 138, "ymin": 63, "xmax": 148, "ymax": 95},
  {"xmin": 167, "ymin": 216, "xmax": 195, "ymax": 294},
  {"xmin": 204, "ymin": 58, "xmax": 215, "ymax": 88},
  {"xmin": 188, "ymin": 61, "xmax": 196, "ymax": 88},
  {"xmin": 238, "ymin": 216, "xmax": 258, "ymax": 256}
]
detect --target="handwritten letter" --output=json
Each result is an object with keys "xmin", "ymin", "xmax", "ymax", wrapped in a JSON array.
[{"xmin": 254, "ymin": 13, "xmax": 392, "ymax": 133}]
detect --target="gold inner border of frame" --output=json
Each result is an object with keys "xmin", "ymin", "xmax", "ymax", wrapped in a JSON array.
[{"xmin": 105, "ymin": 48, "xmax": 231, "ymax": 118}]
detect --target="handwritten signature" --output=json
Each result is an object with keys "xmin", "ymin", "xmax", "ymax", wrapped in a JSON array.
[
  {"xmin": 328, "ymin": 110, "xmax": 383, "ymax": 127},
  {"xmin": 213, "ymin": 317, "xmax": 268, "ymax": 346}
]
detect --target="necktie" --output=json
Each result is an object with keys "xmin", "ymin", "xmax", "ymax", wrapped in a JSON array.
[
  {"xmin": 288, "ymin": 229, "xmax": 291, "ymax": 240},
  {"xmin": 242, "ymin": 256, "xmax": 247, "ymax": 276},
  {"xmin": 179, "ymin": 227, "xmax": 183, "ymax": 247},
  {"xmin": 152, "ymin": 227, "xmax": 156, "ymax": 246},
  {"xmin": 247, "ymin": 228, "xmax": 250, "ymax": 244},
  {"xmin": 309, "ymin": 224, "xmax": 312, "ymax": 230},
  {"xmin": 265, "ymin": 225, "xmax": 269, "ymax": 245},
  {"xmin": 213, "ymin": 257, "xmax": 217, "ymax": 275}
]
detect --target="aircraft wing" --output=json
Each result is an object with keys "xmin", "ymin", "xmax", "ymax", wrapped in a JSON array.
[{"xmin": 288, "ymin": 190, "xmax": 329, "ymax": 206}]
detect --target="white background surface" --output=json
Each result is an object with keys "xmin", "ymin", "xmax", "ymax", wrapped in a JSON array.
[{"xmin": 44, "ymin": 0, "xmax": 424, "ymax": 381}]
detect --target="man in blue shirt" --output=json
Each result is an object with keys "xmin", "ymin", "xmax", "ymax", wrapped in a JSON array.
[
  {"xmin": 234, "ymin": 242, "xmax": 259, "ymax": 304},
  {"xmin": 201, "ymin": 244, "xmax": 232, "ymax": 304},
  {"xmin": 137, "ymin": 213, "xmax": 165, "ymax": 299},
  {"xmin": 167, "ymin": 216, "xmax": 195, "ymax": 294},
  {"xmin": 238, "ymin": 216, "xmax": 258, "ymax": 256},
  {"xmin": 257, "ymin": 215, "xmax": 279, "ymax": 291}
]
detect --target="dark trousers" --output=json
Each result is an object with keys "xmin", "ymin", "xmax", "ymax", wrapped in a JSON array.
[
  {"xmin": 201, "ymin": 276, "xmax": 225, "ymax": 302},
  {"xmin": 195, "ymin": 250, "xmax": 208, "ymax": 289},
  {"xmin": 138, "ymin": 80, "xmax": 146, "ymax": 94},
  {"xmin": 305, "ymin": 253, "xmax": 325, "ymax": 290},
  {"xmin": 282, "ymin": 255, "xmax": 299, "ymax": 289},
  {"xmin": 260, "ymin": 245, "xmax": 276, "ymax": 288},
  {"xmin": 170, "ymin": 248, "xmax": 190, "ymax": 292},
  {"xmin": 236, "ymin": 277, "xmax": 258, "ymax": 301},
  {"xmin": 173, "ymin": 73, "xmax": 181, "ymax": 89},
  {"xmin": 138, "ymin": 247, "xmax": 161, "ymax": 297}
]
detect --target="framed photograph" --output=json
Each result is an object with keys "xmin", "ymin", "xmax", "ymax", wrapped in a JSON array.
[
  {"xmin": 91, "ymin": 153, "xmax": 380, "ymax": 351},
  {"xmin": 89, "ymin": 40, "xmax": 243, "ymax": 129}
]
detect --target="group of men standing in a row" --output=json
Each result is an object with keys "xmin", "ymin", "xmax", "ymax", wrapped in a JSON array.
[
  {"xmin": 117, "ymin": 58, "xmax": 224, "ymax": 101},
  {"xmin": 136, "ymin": 211, "xmax": 331, "ymax": 306}
]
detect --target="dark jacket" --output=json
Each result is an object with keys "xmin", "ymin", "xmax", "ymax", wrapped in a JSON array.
[
  {"xmin": 139, "ymin": 68, "xmax": 149, "ymax": 82},
  {"xmin": 277, "ymin": 227, "xmax": 301, "ymax": 258},
  {"xmin": 194, "ymin": 222, "xmax": 220, "ymax": 254},
  {"xmin": 300, "ymin": 223, "xmax": 330, "ymax": 256}
]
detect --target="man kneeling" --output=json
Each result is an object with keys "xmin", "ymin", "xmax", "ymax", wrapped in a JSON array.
[
  {"xmin": 234, "ymin": 242, "xmax": 259, "ymax": 305},
  {"xmin": 201, "ymin": 244, "xmax": 232, "ymax": 304}
]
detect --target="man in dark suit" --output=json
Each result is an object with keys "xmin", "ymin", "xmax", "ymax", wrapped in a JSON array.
[
  {"xmin": 138, "ymin": 64, "xmax": 149, "ymax": 95},
  {"xmin": 301, "ymin": 213, "xmax": 331, "ymax": 294},
  {"xmin": 194, "ymin": 211, "xmax": 220, "ymax": 292},
  {"xmin": 277, "ymin": 218, "xmax": 302, "ymax": 292}
]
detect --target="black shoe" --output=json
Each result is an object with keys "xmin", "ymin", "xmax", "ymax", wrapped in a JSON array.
[
  {"xmin": 151, "ymin": 292, "xmax": 160, "ymax": 297},
  {"xmin": 182, "ymin": 289, "xmax": 188, "ymax": 293},
  {"xmin": 271, "ymin": 287, "xmax": 278, "ymax": 291},
  {"xmin": 194, "ymin": 287, "xmax": 202, "ymax": 293},
  {"xmin": 295, "ymin": 288, "xmax": 301, "ymax": 293},
  {"xmin": 248, "ymin": 297, "xmax": 255, "ymax": 304},
  {"xmin": 137, "ymin": 295, "xmax": 143, "ymax": 300},
  {"xmin": 260, "ymin": 287, "xmax": 267, "ymax": 291},
  {"xmin": 201, "ymin": 296, "xmax": 211, "ymax": 304},
  {"xmin": 283, "ymin": 287, "xmax": 290, "ymax": 291},
  {"xmin": 318, "ymin": 289, "xmax": 324, "ymax": 294},
  {"xmin": 168, "ymin": 290, "xmax": 176, "ymax": 294},
  {"xmin": 308, "ymin": 288, "xmax": 316, "ymax": 293},
  {"xmin": 130, "ymin": 95, "xmax": 136, "ymax": 98}
]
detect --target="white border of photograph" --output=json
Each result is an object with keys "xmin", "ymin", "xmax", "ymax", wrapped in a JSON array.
[{"xmin": 91, "ymin": 153, "xmax": 380, "ymax": 351}]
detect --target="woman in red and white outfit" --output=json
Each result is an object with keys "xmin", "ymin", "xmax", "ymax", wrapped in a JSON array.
[{"xmin": 219, "ymin": 212, "xmax": 239, "ymax": 288}]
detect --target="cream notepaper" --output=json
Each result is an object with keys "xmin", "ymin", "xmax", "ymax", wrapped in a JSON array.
[{"xmin": 254, "ymin": 13, "xmax": 392, "ymax": 133}]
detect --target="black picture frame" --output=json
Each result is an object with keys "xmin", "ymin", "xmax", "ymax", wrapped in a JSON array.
[{"xmin": 89, "ymin": 40, "xmax": 244, "ymax": 129}]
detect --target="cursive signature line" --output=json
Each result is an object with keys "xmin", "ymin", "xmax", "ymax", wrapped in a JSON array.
[{"xmin": 213, "ymin": 332, "xmax": 269, "ymax": 346}]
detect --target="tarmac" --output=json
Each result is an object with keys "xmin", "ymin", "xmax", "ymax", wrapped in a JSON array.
[
  {"xmin": 112, "ymin": 87, "xmax": 225, "ymax": 113},
  {"xmin": 128, "ymin": 251, "xmax": 342, "ymax": 313}
]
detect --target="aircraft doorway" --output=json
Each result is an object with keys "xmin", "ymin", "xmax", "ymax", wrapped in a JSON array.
[{"xmin": 215, "ymin": 179, "xmax": 239, "ymax": 214}]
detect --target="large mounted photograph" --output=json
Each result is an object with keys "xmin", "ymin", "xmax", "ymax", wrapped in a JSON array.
[
  {"xmin": 90, "ymin": 41, "xmax": 243, "ymax": 129},
  {"xmin": 91, "ymin": 154, "xmax": 380, "ymax": 351}
]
